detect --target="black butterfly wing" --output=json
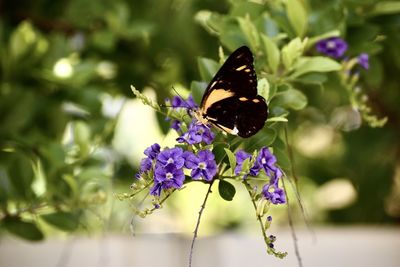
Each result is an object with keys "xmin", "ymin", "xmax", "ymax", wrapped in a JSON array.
[
  {"xmin": 200, "ymin": 46, "xmax": 268, "ymax": 138},
  {"xmin": 200, "ymin": 46, "xmax": 258, "ymax": 110},
  {"xmin": 205, "ymin": 95, "xmax": 268, "ymax": 138}
]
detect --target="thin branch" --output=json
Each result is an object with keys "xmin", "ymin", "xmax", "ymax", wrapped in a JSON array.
[
  {"xmin": 283, "ymin": 126, "xmax": 314, "ymax": 236},
  {"xmin": 188, "ymin": 181, "xmax": 214, "ymax": 267},
  {"xmin": 282, "ymin": 178, "xmax": 303, "ymax": 267}
]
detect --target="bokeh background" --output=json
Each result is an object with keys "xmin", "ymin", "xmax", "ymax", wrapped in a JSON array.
[{"xmin": 0, "ymin": 0, "xmax": 399, "ymax": 266}]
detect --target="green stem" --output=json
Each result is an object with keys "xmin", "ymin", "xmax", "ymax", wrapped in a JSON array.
[{"xmin": 242, "ymin": 180, "xmax": 270, "ymax": 248}]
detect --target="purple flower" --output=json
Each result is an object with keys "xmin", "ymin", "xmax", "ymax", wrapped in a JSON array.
[
  {"xmin": 262, "ymin": 184, "xmax": 286, "ymax": 204},
  {"xmin": 234, "ymin": 150, "xmax": 252, "ymax": 175},
  {"xmin": 316, "ymin": 37, "xmax": 348, "ymax": 58},
  {"xmin": 156, "ymin": 147, "xmax": 185, "ymax": 169},
  {"xmin": 186, "ymin": 95, "xmax": 198, "ymax": 109},
  {"xmin": 249, "ymin": 162, "xmax": 262, "ymax": 176},
  {"xmin": 154, "ymin": 164, "xmax": 185, "ymax": 186},
  {"xmin": 139, "ymin": 157, "xmax": 153, "ymax": 173},
  {"xmin": 135, "ymin": 145, "xmax": 159, "ymax": 179},
  {"xmin": 182, "ymin": 151, "xmax": 198, "ymax": 168},
  {"xmin": 144, "ymin": 143, "xmax": 161, "ymax": 159},
  {"xmin": 168, "ymin": 95, "xmax": 198, "ymax": 110},
  {"xmin": 171, "ymin": 120, "xmax": 182, "ymax": 131},
  {"xmin": 171, "ymin": 96, "xmax": 185, "ymax": 108},
  {"xmin": 358, "ymin": 53, "xmax": 369, "ymax": 70},
  {"xmin": 257, "ymin": 147, "xmax": 282, "ymax": 184},
  {"xmin": 185, "ymin": 150, "xmax": 217, "ymax": 181},
  {"xmin": 150, "ymin": 164, "xmax": 185, "ymax": 196},
  {"xmin": 177, "ymin": 121, "xmax": 215, "ymax": 145},
  {"xmin": 150, "ymin": 182, "xmax": 163, "ymax": 196}
]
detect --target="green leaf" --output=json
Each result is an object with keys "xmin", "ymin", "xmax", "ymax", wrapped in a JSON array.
[
  {"xmin": 243, "ymin": 127, "xmax": 277, "ymax": 148},
  {"xmin": 62, "ymin": 174, "xmax": 79, "ymax": 198},
  {"xmin": 0, "ymin": 167, "xmax": 11, "ymax": 203},
  {"xmin": 220, "ymin": 27, "xmax": 247, "ymax": 51},
  {"xmin": 240, "ymin": 157, "xmax": 251, "ymax": 175},
  {"xmin": 231, "ymin": 1, "xmax": 265, "ymax": 18},
  {"xmin": 31, "ymin": 159, "xmax": 46, "ymax": 197},
  {"xmin": 7, "ymin": 152, "xmax": 34, "ymax": 199},
  {"xmin": 3, "ymin": 217, "xmax": 44, "ymax": 241},
  {"xmin": 41, "ymin": 211, "xmax": 80, "ymax": 231},
  {"xmin": 272, "ymin": 88, "xmax": 307, "ymax": 110},
  {"xmin": 224, "ymin": 148, "xmax": 237, "ymax": 176},
  {"xmin": 281, "ymin": 37, "xmax": 306, "ymax": 70},
  {"xmin": 237, "ymin": 16, "xmax": 260, "ymax": 51},
  {"xmin": 286, "ymin": 0, "xmax": 308, "ymax": 37},
  {"xmin": 267, "ymin": 83, "xmax": 278, "ymax": 101},
  {"xmin": 73, "ymin": 121, "xmax": 91, "ymax": 158},
  {"xmin": 195, "ymin": 10, "xmax": 223, "ymax": 35},
  {"xmin": 10, "ymin": 21, "xmax": 39, "ymax": 61},
  {"xmin": 369, "ymin": 1, "xmax": 400, "ymax": 16},
  {"xmin": 197, "ymin": 57, "xmax": 220, "ymax": 81},
  {"xmin": 267, "ymin": 116, "xmax": 288, "ymax": 122},
  {"xmin": 261, "ymin": 34, "xmax": 280, "ymax": 74},
  {"xmin": 213, "ymin": 143, "xmax": 228, "ymax": 165},
  {"xmin": 294, "ymin": 73, "xmax": 327, "ymax": 85},
  {"xmin": 257, "ymin": 78, "xmax": 270, "ymax": 100},
  {"xmin": 91, "ymin": 30, "xmax": 116, "ymax": 52},
  {"xmin": 289, "ymin": 56, "xmax": 342, "ymax": 78},
  {"xmin": 190, "ymin": 81, "xmax": 207, "ymax": 106},
  {"xmin": 218, "ymin": 179, "xmax": 236, "ymax": 201},
  {"xmin": 272, "ymin": 147, "xmax": 291, "ymax": 171}
]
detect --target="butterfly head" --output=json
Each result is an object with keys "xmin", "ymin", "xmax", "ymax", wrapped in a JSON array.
[{"xmin": 192, "ymin": 108, "xmax": 210, "ymax": 127}]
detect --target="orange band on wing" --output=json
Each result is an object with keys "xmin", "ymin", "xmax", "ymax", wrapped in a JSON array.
[{"xmin": 202, "ymin": 89, "xmax": 234, "ymax": 113}]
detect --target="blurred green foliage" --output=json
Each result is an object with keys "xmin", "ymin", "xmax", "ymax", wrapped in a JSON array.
[{"xmin": 0, "ymin": 0, "xmax": 399, "ymax": 241}]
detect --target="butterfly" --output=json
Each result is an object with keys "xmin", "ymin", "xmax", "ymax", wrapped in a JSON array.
[{"xmin": 194, "ymin": 46, "xmax": 268, "ymax": 138}]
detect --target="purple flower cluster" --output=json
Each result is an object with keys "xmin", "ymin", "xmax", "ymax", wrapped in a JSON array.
[
  {"xmin": 177, "ymin": 120, "xmax": 215, "ymax": 145},
  {"xmin": 234, "ymin": 147, "xmax": 286, "ymax": 205},
  {"xmin": 137, "ymin": 144, "xmax": 218, "ymax": 196},
  {"xmin": 316, "ymin": 37, "xmax": 370, "ymax": 71}
]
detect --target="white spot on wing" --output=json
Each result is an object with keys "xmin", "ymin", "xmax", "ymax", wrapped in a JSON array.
[{"xmin": 232, "ymin": 126, "xmax": 239, "ymax": 135}]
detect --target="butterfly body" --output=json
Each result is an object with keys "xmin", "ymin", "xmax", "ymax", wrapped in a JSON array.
[{"xmin": 196, "ymin": 46, "xmax": 268, "ymax": 138}]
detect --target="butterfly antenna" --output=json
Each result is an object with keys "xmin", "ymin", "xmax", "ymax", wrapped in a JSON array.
[
  {"xmin": 171, "ymin": 86, "xmax": 193, "ymax": 111},
  {"xmin": 158, "ymin": 86, "xmax": 191, "ymax": 110}
]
